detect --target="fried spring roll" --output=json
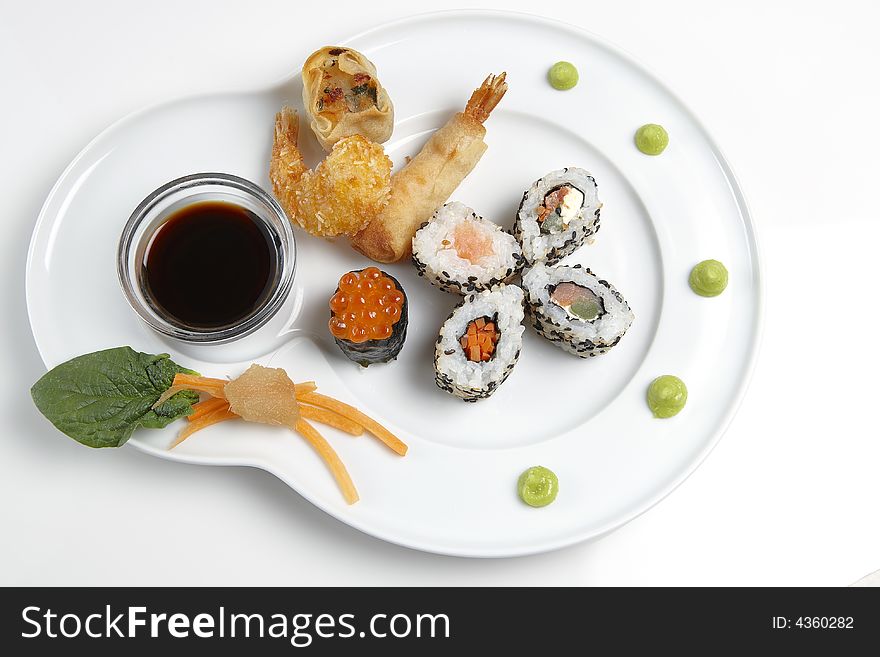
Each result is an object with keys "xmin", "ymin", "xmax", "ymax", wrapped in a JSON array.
[{"xmin": 351, "ymin": 73, "xmax": 507, "ymax": 263}]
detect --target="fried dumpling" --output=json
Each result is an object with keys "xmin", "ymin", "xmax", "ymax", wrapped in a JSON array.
[{"xmin": 302, "ymin": 46, "xmax": 394, "ymax": 151}]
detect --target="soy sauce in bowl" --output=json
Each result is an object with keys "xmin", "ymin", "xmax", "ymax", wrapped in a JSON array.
[
  {"xmin": 144, "ymin": 202, "xmax": 276, "ymax": 329},
  {"xmin": 119, "ymin": 173, "xmax": 295, "ymax": 344}
]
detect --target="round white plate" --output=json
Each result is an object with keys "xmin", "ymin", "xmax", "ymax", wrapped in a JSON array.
[{"xmin": 26, "ymin": 10, "xmax": 761, "ymax": 557}]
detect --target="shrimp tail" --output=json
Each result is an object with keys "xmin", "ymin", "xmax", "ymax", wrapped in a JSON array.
[
  {"xmin": 463, "ymin": 72, "xmax": 508, "ymax": 124},
  {"xmin": 269, "ymin": 106, "xmax": 307, "ymax": 224},
  {"xmin": 276, "ymin": 105, "xmax": 300, "ymax": 144}
]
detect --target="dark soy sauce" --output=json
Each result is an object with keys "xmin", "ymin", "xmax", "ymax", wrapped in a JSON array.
[{"xmin": 144, "ymin": 202, "xmax": 276, "ymax": 329}]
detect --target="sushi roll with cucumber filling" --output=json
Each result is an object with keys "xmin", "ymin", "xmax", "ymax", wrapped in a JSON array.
[
  {"xmin": 412, "ymin": 202, "xmax": 525, "ymax": 295},
  {"xmin": 522, "ymin": 263, "xmax": 634, "ymax": 357},
  {"xmin": 329, "ymin": 267, "xmax": 408, "ymax": 367},
  {"xmin": 434, "ymin": 285, "xmax": 525, "ymax": 401},
  {"xmin": 514, "ymin": 168, "xmax": 602, "ymax": 265}
]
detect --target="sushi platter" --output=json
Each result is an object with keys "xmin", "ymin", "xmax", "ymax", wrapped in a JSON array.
[{"xmin": 26, "ymin": 11, "xmax": 761, "ymax": 556}]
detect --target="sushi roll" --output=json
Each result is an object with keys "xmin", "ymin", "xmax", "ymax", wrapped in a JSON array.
[
  {"xmin": 513, "ymin": 168, "xmax": 602, "ymax": 265},
  {"xmin": 522, "ymin": 263, "xmax": 634, "ymax": 357},
  {"xmin": 434, "ymin": 285, "xmax": 525, "ymax": 401},
  {"xmin": 329, "ymin": 267, "xmax": 408, "ymax": 366},
  {"xmin": 412, "ymin": 202, "xmax": 524, "ymax": 295}
]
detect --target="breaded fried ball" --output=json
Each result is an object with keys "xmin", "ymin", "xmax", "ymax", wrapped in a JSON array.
[{"xmin": 294, "ymin": 135, "xmax": 391, "ymax": 237}]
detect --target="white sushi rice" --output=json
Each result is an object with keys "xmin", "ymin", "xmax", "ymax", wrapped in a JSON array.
[
  {"xmin": 434, "ymin": 285, "xmax": 525, "ymax": 401},
  {"xmin": 522, "ymin": 263, "xmax": 634, "ymax": 357},
  {"xmin": 514, "ymin": 168, "xmax": 602, "ymax": 265},
  {"xmin": 412, "ymin": 202, "xmax": 524, "ymax": 295}
]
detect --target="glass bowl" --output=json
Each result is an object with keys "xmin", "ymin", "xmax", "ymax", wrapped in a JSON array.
[{"xmin": 117, "ymin": 172, "xmax": 296, "ymax": 343}]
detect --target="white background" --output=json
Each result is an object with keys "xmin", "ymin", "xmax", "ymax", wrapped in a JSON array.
[{"xmin": 1, "ymin": 0, "xmax": 878, "ymax": 586}]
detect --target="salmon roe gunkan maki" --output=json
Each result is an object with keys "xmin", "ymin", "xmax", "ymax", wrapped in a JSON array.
[{"xmin": 329, "ymin": 267, "xmax": 408, "ymax": 367}]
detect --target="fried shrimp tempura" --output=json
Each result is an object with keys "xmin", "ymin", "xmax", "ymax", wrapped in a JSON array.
[{"xmin": 270, "ymin": 106, "xmax": 392, "ymax": 238}]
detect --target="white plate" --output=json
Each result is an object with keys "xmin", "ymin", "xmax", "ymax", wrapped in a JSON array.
[{"xmin": 26, "ymin": 10, "xmax": 761, "ymax": 557}]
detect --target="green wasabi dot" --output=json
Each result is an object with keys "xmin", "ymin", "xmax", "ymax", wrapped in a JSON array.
[
  {"xmin": 517, "ymin": 466, "xmax": 559, "ymax": 507},
  {"xmin": 548, "ymin": 61, "xmax": 579, "ymax": 90},
  {"xmin": 689, "ymin": 259, "xmax": 728, "ymax": 297},
  {"xmin": 634, "ymin": 123, "xmax": 669, "ymax": 155},
  {"xmin": 647, "ymin": 375, "xmax": 687, "ymax": 418}
]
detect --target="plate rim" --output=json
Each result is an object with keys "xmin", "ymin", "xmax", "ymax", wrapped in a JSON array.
[{"xmin": 25, "ymin": 8, "xmax": 764, "ymax": 558}]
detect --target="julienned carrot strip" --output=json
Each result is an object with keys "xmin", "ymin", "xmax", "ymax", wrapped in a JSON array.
[
  {"xmin": 171, "ymin": 373, "xmax": 227, "ymax": 399},
  {"xmin": 188, "ymin": 397, "xmax": 229, "ymax": 421},
  {"xmin": 299, "ymin": 392, "xmax": 407, "ymax": 456},
  {"xmin": 298, "ymin": 404, "xmax": 364, "ymax": 436},
  {"xmin": 294, "ymin": 418, "xmax": 359, "ymax": 505},
  {"xmin": 174, "ymin": 374, "xmax": 227, "ymax": 386},
  {"xmin": 294, "ymin": 381, "xmax": 317, "ymax": 396},
  {"xmin": 170, "ymin": 407, "xmax": 238, "ymax": 449},
  {"xmin": 186, "ymin": 390, "xmax": 367, "ymax": 437}
]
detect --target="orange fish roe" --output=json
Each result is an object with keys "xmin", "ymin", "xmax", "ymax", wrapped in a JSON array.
[
  {"xmin": 328, "ymin": 267, "xmax": 404, "ymax": 343},
  {"xmin": 458, "ymin": 316, "xmax": 499, "ymax": 362}
]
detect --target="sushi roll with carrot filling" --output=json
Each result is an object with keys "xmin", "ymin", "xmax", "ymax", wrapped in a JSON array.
[
  {"xmin": 434, "ymin": 285, "xmax": 525, "ymax": 401},
  {"xmin": 514, "ymin": 168, "xmax": 602, "ymax": 265},
  {"xmin": 412, "ymin": 202, "xmax": 525, "ymax": 295},
  {"xmin": 329, "ymin": 267, "xmax": 408, "ymax": 366},
  {"xmin": 522, "ymin": 263, "xmax": 633, "ymax": 357}
]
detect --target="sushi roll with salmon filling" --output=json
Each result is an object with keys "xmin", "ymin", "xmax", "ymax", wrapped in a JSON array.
[
  {"xmin": 412, "ymin": 202, "xmax": 525, "ymax": 295},
  {"xmin": 514, "ymin": 168, "xmax": 602, "ymax": 265},
  {"xmin": 434, "ymin": 285, "xmax": 525, "ymax": 401},
  {"xmin": 329, "ymin": 267, "xmax": 408, "ymax": 366},
  {"xmin": 522, "ymin": 263, "xmax": 634, "ymax": 357}
]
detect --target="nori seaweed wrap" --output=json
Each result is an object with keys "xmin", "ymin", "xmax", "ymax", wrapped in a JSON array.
[{"xmin": 328, "ymin": 267, "xmax": 408, "ymax": 367}]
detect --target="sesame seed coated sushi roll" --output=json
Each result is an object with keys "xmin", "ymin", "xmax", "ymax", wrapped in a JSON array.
[
  {"xmin": 513, "ymin": 168, "xmax": 602, "ymax": 265},
  {"xmin": 412, "ymin": 202, "xmax": 525, "ymax": 295},
  {"xmin": 329, "ymin": 267, "xmax": 408, "ymax": 367},
  {"xmin": 522, "ymin": 263, "xmax": 633, "ymax": 357},
  {"xmin": 434, "ymin": 285, "xmax": 525, "ymax": 402}
]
